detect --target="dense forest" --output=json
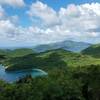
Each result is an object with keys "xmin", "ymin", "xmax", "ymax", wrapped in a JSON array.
[{"xmin": 0, "ymin": 46, "xmax": 100, "ymax": 100}]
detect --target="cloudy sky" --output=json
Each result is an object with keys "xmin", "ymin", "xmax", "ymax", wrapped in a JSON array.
[{"xmin": 0, "ymin": 0, "xmax": 100, "ymax": 47}]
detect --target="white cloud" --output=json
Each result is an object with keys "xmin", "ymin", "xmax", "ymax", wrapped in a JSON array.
[
  {"xmin": 28, "ymin": 2, "xmax": 100, "ymax": 35},
  {"xmin": 0, "ymin": 5, "xmax": 5, "ymax": 19},
  {"xmin": 1, "ymin": 2, "xmax": 100, "ymax": 47},
  {"xmin": 0, "ymin": 20, "xmax": 15, "ymax": 33},
  {"xmin": 55, "ymin": 3, "xmax": 100, "ymax": 42},
  {"xmin": 9, "ymin": 15, "xmax": 19, "ymax": 24},
  {"xmin": 0, "ymin": 0, "xmax": 25, "ymax": 7},
  {"xmin": 28, "ymin": 1, "xmax": 59, "ymax": 26}
]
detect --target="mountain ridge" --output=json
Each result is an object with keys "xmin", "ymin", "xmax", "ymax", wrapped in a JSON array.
[{"xmin": 33, "ymin": 40, "xmax": 91, "ymax": 52}]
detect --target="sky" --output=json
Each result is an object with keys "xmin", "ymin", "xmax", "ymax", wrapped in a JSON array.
[{"xmin": 0, "ymin": 0, "xmax": 100, "ymax": 47}]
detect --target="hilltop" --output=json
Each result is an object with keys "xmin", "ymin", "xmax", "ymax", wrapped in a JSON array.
[
  {"xmin": 82, "ymin": 44, "xmax": 100, "ymax": 58},
  {"xmin": 33, "ymin": 40, "xmax": 91, "ymax": 52}
]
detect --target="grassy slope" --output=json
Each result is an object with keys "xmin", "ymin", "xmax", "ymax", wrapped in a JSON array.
[
  {"xmin": 37, "ymin": 49, "xmax": 100, "ymax": 67},
  {"xmin": 0, "ymin": 49, "xmax": 10, "ymax": 55},
  {"xmin": 0, "ymin": 48, "xmax": 35, "ymax": 67},
  {"xmin": 0, "ymin": 48, "xmax": 34, "ymax": 58},
  {"xmin": 3, "ymin": 49, "xmax": 100, "ymax": 71},
  {"xmin": 82, "ymin": 44, "xmax": 100, "ymax": 58},
  {"xmin": 6, "ymin": 48, "xmax": 34, "ymax": 58}
]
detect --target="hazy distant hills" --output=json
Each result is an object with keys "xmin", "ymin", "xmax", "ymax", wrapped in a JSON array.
[
  {"xmin": 33, "ymin": 40, "xmax": 91, "ymax": 52},
  {"xmin": 0, "ymin": 40, "xmax": 91, "ymax": 54}
]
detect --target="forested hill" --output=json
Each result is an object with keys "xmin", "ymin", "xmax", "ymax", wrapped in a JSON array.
[
  {"xmin": 82, "ymin": 44, "xmax": 100, "ymax": 58},
  {"xmin": 0, "ymin": 48, "xmax": 34, "ymax": 58},
  {"xmin": 2, "ymin": 48, "xmax": 100, "ymax": 71}
]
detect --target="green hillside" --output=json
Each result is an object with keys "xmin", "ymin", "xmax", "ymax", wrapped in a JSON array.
[
  {"xmin": 0, "ymin": 48, "xmax": 34, "ymax": 58},
  {"xmin": 82, "ymin": 44, "xmax": 100, "ymax": 58},
  {"xmin": 0, "ymin": 49, "xmax": 9, "ymax": 55},
  {"xmin": 3, "ymin": 49, "xmax": 100, "ymax": 71},
  {"xmin": 0, "ymin": 48, "xmax": 35, "ymax": 64},
  {"xmin": 0, "ymin": 48, "xmax": 100, "ymax": 100},
  {"xmin": 7, "ymin": 48, "xmax": 34, "ymax": 58}
]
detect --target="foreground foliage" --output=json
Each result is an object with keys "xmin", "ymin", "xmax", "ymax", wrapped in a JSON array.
[
  {"xmin": 0, "ymin": 48, "xmax": 100, "ymax": 100},
  {"xmin": 0, "ymin": 65, "xmax": 100, "ymax": 100}
]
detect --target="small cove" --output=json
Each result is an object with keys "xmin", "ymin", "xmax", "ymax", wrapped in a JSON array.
[{"xmin": 0, "ymin": 64, "xmax": 47, "ymax": 83}]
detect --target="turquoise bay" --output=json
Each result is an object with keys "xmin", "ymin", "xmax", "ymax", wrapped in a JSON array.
[{"xmin": 0, "ymin": 65, "xmax": 47, "ymax": 83}]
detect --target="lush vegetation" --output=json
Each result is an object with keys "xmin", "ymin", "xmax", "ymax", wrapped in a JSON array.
[
  {"xmin": 0, "ymin": 47, "xmax": 100, "ymax": 100},
  {"xmin": 2, "ymin": 49, "xmax": 100, "ymax": 71},
  {"xmin": 7, "ymin": 48, "xmax": 34, "ymax": 58},
  {"xmin": 0, "ymin": 64, "xmax": 100, "ymax": 100},
  {"xmin": 0, "ymin": 48, "xmax": 34, "ymax": 58},
  {"xmin": 82, "ymin": 44, "xmax": 100, "ymax": 58}
]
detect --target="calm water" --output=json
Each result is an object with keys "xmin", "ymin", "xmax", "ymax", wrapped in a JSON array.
[{"xmin": 0, "ymin": 65, "xmax": 47, "ymax": 83}]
